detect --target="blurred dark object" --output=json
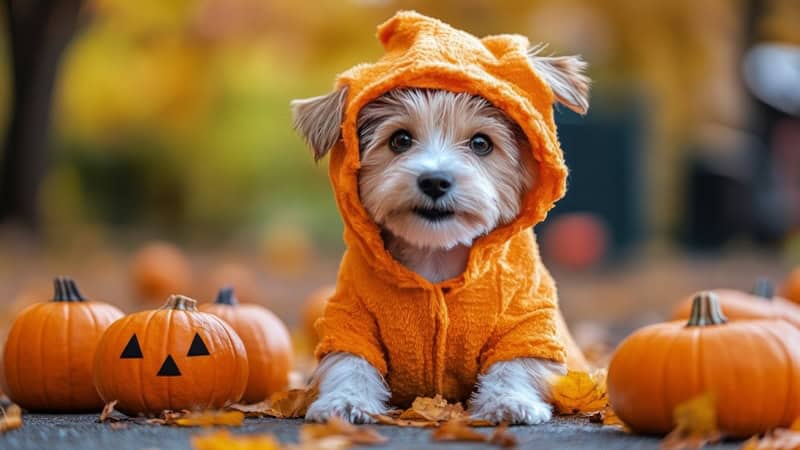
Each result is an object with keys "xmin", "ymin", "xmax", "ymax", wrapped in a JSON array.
[
  {"xmin": 539, "ymin": 96, "xmax": 646, "ymax": 263},
  {"xmin": 0, "ymin": 0, "xmax": 83, "ymax": 228}
]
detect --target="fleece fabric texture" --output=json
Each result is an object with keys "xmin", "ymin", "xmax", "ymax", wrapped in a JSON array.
[{"xmin": 315, "ymin": 11, "xmax": 587, "ymax": 407}]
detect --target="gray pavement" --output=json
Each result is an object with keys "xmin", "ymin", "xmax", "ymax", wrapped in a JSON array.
[{"xmin": 0, "ymin": 415, "xmax": 745, "ymax": 450}]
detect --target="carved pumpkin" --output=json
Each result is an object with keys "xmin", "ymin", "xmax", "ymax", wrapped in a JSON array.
[
  {"xmin": 130, "ymin": 242, "xmax": 192, "ymax": 304},
  {"xmin": 199, "ymin": 287, "xmax": 292, "ymax": 403},
  {"xmin": 672, "ymin": 279, "xmax": 800, "ymax": 328},
  {"xmin": 608, "ymin": 292, "xmax": 800, "ymax": 436},
  {"xmin": 1, "ymin": 277, "xmax": 124, "ymax": 412},
  {"xmin": 93, "ymin": 295, "xmax": 248, "ymax": 415},
  {"xmin": 301, "ymin": 284, "xmax": 335, "ymax": 348},
  {"xmin": 781, "ymin": 267, "xmax": 800, "ymax": 304}
]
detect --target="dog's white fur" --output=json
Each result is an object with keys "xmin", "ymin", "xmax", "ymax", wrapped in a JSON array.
[{"xmin": 291, "ymin": 47, "xmax": 588, "ymax": 425}]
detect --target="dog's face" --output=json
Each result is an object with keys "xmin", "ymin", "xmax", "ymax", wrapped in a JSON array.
[{"xmin": 355, "ymin": 89, "xmax": 534, "ymax": 249}]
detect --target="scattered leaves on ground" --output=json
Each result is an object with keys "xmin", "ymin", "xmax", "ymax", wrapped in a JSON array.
[
  {"xmin": 661, "ymin": 392, "xmax": 722, "ymax": 450},
  {"xmin": 431, "ymin": 419, "xmax": 488, "ymax": 443},
  {"xmin": 551, "ymin": 369, "xmax": 608, "ymax": 415},
  {"xmin": 192, "ymin": 430, "xmax": 281, "ymax": 450},
  {"xmin": 488, "ymin": 423, "xmax": 517, "ymax": 448},
  {"xmin": 300, "ymin": 416, "xmax": 387, "ymax": 445},
  {"xmin": 229, "ymin": 388, "xmax": 316, "ymax": 419},
  {"xmin": 371, "ymin": 395, "xmax": 492, "ymax": 428},
  {"xmin": 0, "ymin": 404, "xmax": 22, "ymax": 434}
]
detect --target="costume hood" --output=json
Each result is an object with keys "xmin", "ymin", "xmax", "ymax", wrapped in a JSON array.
[{"xmin": 315, "ymin": 11, "xmax": 585, "ymax": 406}]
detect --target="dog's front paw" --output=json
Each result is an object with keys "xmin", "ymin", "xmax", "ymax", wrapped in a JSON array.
[
  {"xmin": 471, "ymin": 395, "xmax": 553, "ymax": 425},
  {"xmin": 305, "ymin": 394, "xmax": 380, "ymax": 424}
]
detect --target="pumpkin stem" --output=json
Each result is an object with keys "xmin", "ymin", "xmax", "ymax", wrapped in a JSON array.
[
  {"xmin": 686, "ymin": 292, "xmax": 727, "ymax": 327},
  {"xmin": 214, "ymin": 286, "xmax": 238, "ymax": 306},
  {"xmin": 161, "ymin": 294, "xmax": 198, "ymax": 311},
  {"xmin": 53, "ymin": 277, "xmax": 86, "ymax": 302},
  {"xmin": 752, "ymin": 278, "xmax": 775, "ymax": 300}
]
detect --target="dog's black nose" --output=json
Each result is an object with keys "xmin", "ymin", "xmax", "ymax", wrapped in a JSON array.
[{"xmin": 417, "ymin": 171, "xmax": 453, "ymax": 199}]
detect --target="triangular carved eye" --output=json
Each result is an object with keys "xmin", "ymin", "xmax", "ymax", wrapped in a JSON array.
[
  {"xmin": 187, "ymin": 333, "xmax": 210, "ymax": 357},
  {"xmin": 120, "ymin": 334, "xmax": 143, "ymax": 359},
  {"xmin": 157, "ymin": 355, "xmax": 181, "ymax": 376}
]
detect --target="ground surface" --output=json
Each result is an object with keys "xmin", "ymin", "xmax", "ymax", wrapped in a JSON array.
[{"xmin": 1, "ymin": 415, "xmax": 745, "ymax": 450}]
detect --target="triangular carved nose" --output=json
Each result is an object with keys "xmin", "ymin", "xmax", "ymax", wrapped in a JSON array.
[{"xmin": 157, "ymin": 354, "xmax": 181, "ymax": 377}]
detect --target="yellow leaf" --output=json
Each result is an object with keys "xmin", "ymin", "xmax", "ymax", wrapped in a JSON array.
[
  {"xmin": 551, "ymin": 369, "xmax": 608, "ymax": 415},
  {"xmin": 191, "ymin": 430, "xmax": 280, "ymax": 450},
  {"xmin": 173, "ymin": 410, "xmax": 245, "ymax": 427},
  {"xmin": 0, "ymin": 404, "xmax": 22, "ymax": 434},
  {"xmin": 661, "ymin": 392, "xmax": 721, "ymax": 450}
]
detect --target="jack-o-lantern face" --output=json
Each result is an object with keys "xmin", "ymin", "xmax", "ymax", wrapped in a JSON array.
[{"xmin": 93, "ymin": 295, "xmax": 248, "ymax": 416}]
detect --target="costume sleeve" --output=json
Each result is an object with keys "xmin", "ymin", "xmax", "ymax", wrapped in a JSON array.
[
  {"xmin": 478, "ymin": 267, "xmax": 566, "ymax": 372},
  {"xmin": 314, "ymin": 284, "xmax": 388, "ymax": 376}
]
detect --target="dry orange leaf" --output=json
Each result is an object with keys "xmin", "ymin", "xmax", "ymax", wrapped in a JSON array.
[
  {"xmin": 229, "ymin": 388, "xmax": 316, "ymax": 419},
  {"xmin": 300, "ymin": 416, "xmax": 387, "ymax": 445},
  {"xmin": 551, "ymin": 369, "xmax": 608, "ymax": 415},
  {"xmin": 661, "ymin": 392, "xmax": 722, "ymax": 450},
  {"xmin": 488, "ymin": 423, "xmax": 517, "ymax": 448},
  {"xmin": 432, "ymin": 419, "xmax": 488, "ymax": 443},
  {"xmin": 398, "ymin": 395, "xmax": 466, "ymax": 422},
  {"xmin": 99, "ymin": 400, "xmax": 119, "ymax": 423},
  {"xmin": 169, "ymin": 410, "xmax": 245, "ymax": 427},
  {"xmin": 372, "ymin": 413, "xmax": 439, "ymax": 428},
  {"xmin": 191, "ymin": 430, "xmax": 281, "ymax": 450},
  {"xmin": 741, "ymin": 429, "xmax": 800, "ymax": 450},
  {"xmin": 0, "ymin": 404, "xmax": 22, "ymax": 434}
]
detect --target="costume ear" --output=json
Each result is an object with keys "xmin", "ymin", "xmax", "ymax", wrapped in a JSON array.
[
  {"xmin": 290, "ymin": 86, "xmax": 349, "ymax": 161},
  {"xmin": 528, "ymin": 44, "xmax": 590, "ymax": 115}
]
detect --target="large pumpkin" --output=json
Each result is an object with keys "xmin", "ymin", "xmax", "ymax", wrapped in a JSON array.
[
  {"xmin": 608, "ymin": 292, "xmax": 800, "ymax": 437},
  {"xmin": 2, "ymin": 277, "xmax": 124, "ymax": 412},
  {"xmin": 672, "ymin": 279, "xmax": 800, "ymax": 328},
  {"xmin": 199, "ymin": 287, "xmax": 292, "ymax": 403},
  {"xmin": 93, "ymin": 295, "xmax": 248, "ymax": 415}
]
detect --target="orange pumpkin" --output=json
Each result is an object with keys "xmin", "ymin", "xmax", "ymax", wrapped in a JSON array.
[
  {"xmin": 1, "ymin": 277, "xmax": 124, "ymax": 412},
  {"xmin": 672, "ymin": 279, "xmax": 800, "ymax": 328},
  {"xmin": 199, "ymin": 287, "xmax": 292, "ymax": 403},
  {"xmin": 608, "ymin": 292, "xmax": 800, "ymax": 437},
  {"xmin": 301, "ymin": 284, "xmax": 335, "ymax": 347},
  {"xmin": 130, "ymin": 241, "xmax": 192, "ymax": 304},
  {"xmin": 781, "ymin": 267, "xmax": 800, "ymax": 304},
  {"xmin": 93, "ymin": 295, "xmax": 248, "ymax": 415}
]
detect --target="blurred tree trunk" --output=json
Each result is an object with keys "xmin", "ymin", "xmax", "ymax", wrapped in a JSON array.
[{"xmin": 0, "ymin": 0, "xmax": 82, "ymax": 229}]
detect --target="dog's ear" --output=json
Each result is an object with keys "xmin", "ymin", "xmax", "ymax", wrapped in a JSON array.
[
  {"xmin": 528, "ymin": 45, "xmax": 590, "ymax": 115},
  {"xmin": 290, "ymin": 86, "xmax": 349, "ymax": 161}
]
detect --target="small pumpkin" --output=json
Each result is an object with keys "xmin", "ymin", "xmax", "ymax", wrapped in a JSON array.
[
  {"xmin": 672, "ymin": 279, "xmax": 800, "ymax": 328},
  {"xmin": 199, "ymin": 287, "xmax": 292, "ymax": 403},
  {"xmin": 1, "ymin": 277, "xmax": 124, "ymax": 412},
  {"xmin": 93, "ymin": 295, "xmax": 248, "ymax": 415},
  {"xmin": 781, "ymin": 267, "xmax": 800, "ymax": 304},
  {"xmin": 130, "ymin": 241, "xmax": 192, "ymax": 304},
  {"xmin": 301, "ymin": 284, "xmax": 335, "ymax": 348},
  {"xmin": 608, "ymin": 292, "xmax": 800, "ymax": 437}
]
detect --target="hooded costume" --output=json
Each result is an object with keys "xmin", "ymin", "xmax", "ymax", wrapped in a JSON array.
[{"xmin": 315, "ymin": 11, "xmax": 587, "ymax": 407}]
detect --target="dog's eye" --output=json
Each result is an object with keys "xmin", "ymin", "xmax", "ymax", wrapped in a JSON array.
[
  {"xmin": 388, "ymin": 130, "xmax": 413, "ymax": 153},
  {"xmin": 469, "ymin": 134, "xmax": 493, "ymax": 156}
]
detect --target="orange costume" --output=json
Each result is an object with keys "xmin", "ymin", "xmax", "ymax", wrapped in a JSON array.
[{"xmin": 315, "ymin": 11, "xmax": 587, "ymax": 407}]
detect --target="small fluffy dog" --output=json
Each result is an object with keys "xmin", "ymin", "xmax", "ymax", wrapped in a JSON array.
[{"xmin": 292, "ymin": 31, "xmax": 589, "ymax": 424}]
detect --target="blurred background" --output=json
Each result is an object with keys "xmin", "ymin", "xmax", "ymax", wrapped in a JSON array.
[{"xmin": 1, "ymin": 0, "xmax": 799, "ymax": 358}]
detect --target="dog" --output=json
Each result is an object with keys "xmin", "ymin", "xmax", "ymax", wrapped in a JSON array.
[{"xmin": 291, "ymin": 12, "xmax": 589, "ymax": 425}]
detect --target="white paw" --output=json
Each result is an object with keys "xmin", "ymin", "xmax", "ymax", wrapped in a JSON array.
[
  {"xmin": 305, "ymin": 393, "xmax": 380, "ymax": 424},
  {"xmin": 471, "ymin": 394, "xmax": 553, "ymax": 425}
]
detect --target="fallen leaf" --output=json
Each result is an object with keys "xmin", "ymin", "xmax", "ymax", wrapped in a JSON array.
[
  {"xmin": 371, "ymin": 414, "xmax": 438, "ymax": 428},
  {"xmin": 431, "ymin": 419, "xmax": 487, "ymax": 443},
  {"xmin": 661, "ymin": 392, "xmax": 722, "ymax": 450},
  {"xmin": 173, "ymin": 410, "xmax": 245, "ymax": 427},
  {"xmin": 229, "ymin": 401, "xmax": 272, "ymax": 418},
  {"xmin": 399, "ymin": 395, "xmax": 466, "ymax": 422},
  {"xmin": 587, "ymin": 406, "xmax": 628, "ymax": 430},
  {"xmin": 99, "ymin": 400, "xmax": 119, "ymax": 423},
  {"xmin": 488, "ymin": 423, "xmax": 517, "ymax": 448},
  {"xmin": 300, "ymin": 416, "xmax": 387, "ymax": 445},
  {"xmin": 0, "ymin": 404, "xmax": 22, "ymax": 434},
  {"xmin": 740, "ymin": 429, "xmax": 800, "ymax": 450},
  {"xmin": 551, "ymin": 369, "xmax": 608, "ymax": 415},
  {"xmin": 191, "ymin": 430, "xmax": 281, "ymax": 450}
]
